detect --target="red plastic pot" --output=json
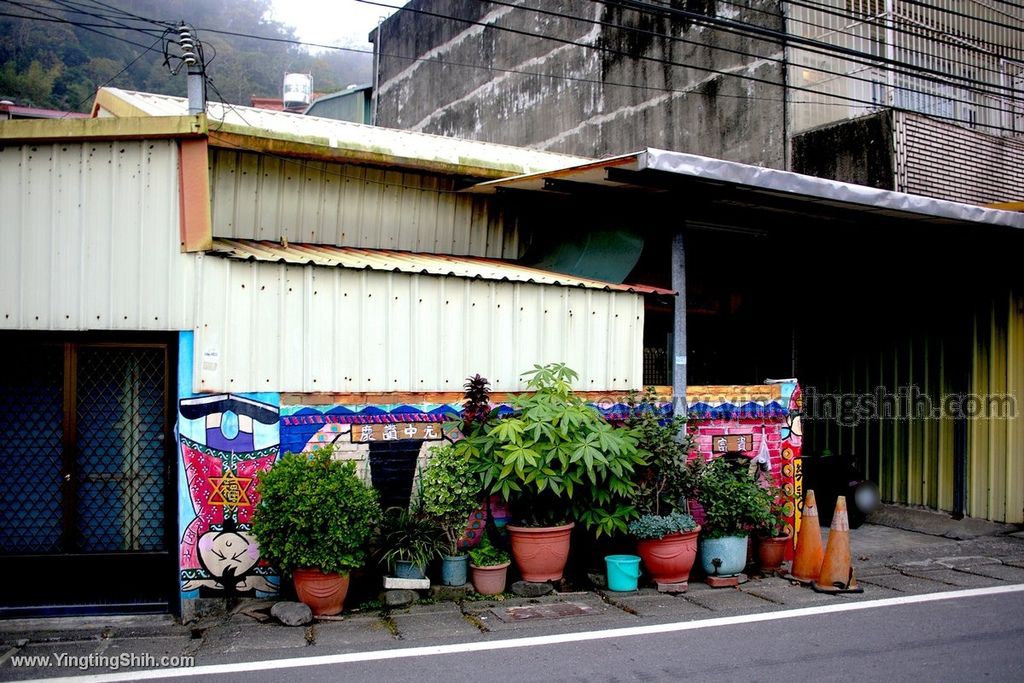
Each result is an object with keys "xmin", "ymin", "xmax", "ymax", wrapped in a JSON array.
[
  {"xmin": 293, "ymin": 567, "xmax": 350, "ymax": 616},
  {"xmin": 470, "ymin": 561, "xmax": 510, "ymax": 595},
  {"xmin": 507, "ymin": 522, "xmax": 574, "ymax": 582},
  {"xmin": 756, "ymin": 535, "xmax": 791, "ymax": 572},
  {"xmin": 635, "ymin": 528, "xmax": 700, "ymax": 584}
]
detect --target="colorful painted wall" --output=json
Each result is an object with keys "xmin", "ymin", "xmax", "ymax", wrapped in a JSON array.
[
  {"xmin": 176, "ymin": 332, "xmax": 281, "ymax": 604},
  {"xmin": 175, "ymin": 373, "xmax": 802, "ymax": 613},
  {"xmin": 685, "ymin": 382, "xmax": 803, "ymax": 555}
]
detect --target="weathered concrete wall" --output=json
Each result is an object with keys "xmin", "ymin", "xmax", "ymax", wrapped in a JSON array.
[
  {"xmin": 373, "ymin": 0, "xmax": 787, "ymax": 168},
  {"xmin": 791, "ymin": 112, "xmax": 895, "ymax": 191}
]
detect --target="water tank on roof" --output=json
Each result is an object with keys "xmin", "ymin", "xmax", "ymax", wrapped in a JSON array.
[{"xmin": 283, "ymin": 73, "xmax": 313, "ymax": 109}]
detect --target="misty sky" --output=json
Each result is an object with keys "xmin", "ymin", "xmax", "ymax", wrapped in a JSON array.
[{"xmin": 268, "ymin": 0, "xmax": 398, "ymax": 48}]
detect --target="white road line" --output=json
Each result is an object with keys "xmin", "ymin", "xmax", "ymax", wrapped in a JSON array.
[{"xmin": 24, "ymin": 584, "xmax": 1024, "ymax": 683}]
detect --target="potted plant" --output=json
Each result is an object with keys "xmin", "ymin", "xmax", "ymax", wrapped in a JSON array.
[
  {"xmin": 251, "ymin": 448, "xmax": 381, "ymax": 616},
  {"xmin": 420, "ymin": 443, "xmax": 482, "ymax": 586},
  {"xmin": 692, "ymin": 456, "xmax": 775, "ymax": 580},
  {"xmin": 379, "ymin": 505, "xmax": 446, "ymax": 579},
  {"xmin": 755, "ymin": 486, "xmax": 791, "ymax": 573},
  {"xmin": 455, "ymin": 364, "xmax": 646, "ymax": 582},
  {"xmin": 468, "ymin": 535, "xmax": 511, "ymax": 595},
  {"xmin": 624, "ymin": 390, "xmax": 701, "ymax": 585}
]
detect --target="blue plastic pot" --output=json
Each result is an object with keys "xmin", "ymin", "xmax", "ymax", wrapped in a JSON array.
[
  {"xmin": 441, "ymin": 555, "xmax": 469, "ymax": 586},
  {"xmin": 394, "ymin": 560, "xmax": 426, "ymax": 579},
  {"xmin": 605, "ymin": 554, "xmax": 642, "ymax": 592},
  {"xmin": 699, "ymin": 535, "xmax": 748, "ymax": 577}
]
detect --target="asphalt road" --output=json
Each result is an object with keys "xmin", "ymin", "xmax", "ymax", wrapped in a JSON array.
[
  {"xmin": 24, "ymin": 589, "xmax": 1024, "ymax": 683},
  {"xmin": 141, "ymin": 588, "xmax": 1024, "ymax": 683}
]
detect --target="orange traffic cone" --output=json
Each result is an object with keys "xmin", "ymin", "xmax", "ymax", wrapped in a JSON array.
[
  {"xmin": 813, "ymin": 496, "xmax": 863, "ymax": 594},
  {"xmin": 785, "ymin": 489, "xmax": 824, "ymax": 585}
]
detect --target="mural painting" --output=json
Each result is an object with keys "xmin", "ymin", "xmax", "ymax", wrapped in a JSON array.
[
  {"xmin": 280, "ymin": 402, "xmax": 505, "ymax": 546},
  {"xmin": 178, "ymin": 393, "xmax": 280, "ymax": 596}
]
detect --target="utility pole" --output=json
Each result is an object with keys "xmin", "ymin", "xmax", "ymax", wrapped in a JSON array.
[{"xmin": 177, "ymin": 23, "xmax": 205, "ymax": 115}]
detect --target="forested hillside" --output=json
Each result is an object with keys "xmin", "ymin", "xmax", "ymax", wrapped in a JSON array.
[{"xmin": 0, "ymin": 0, "xmax": 372, "ymax": 112}]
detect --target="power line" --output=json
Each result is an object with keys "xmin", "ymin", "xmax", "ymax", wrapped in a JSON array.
[
  {"xmin": 363, "ymin": 0, "xmax": 1020, "ymax": 134},
  {"xmin": 719, "ymin": 0, "xmax": 1019, "ymax": 65},
  {"xmin": 60, "ymin": 32, "xmax": 165, "ymax": 116},
  {"xmin": 3, "ymin": 0, "xmax": 1015, "ymax": 133},
  {"xmin": 0, "ymin": 0, "xmax": 163, "ymax": 49},
  {"xmin": 594, "ymin": 0, "xmax": 1020, "ymax": 96}
]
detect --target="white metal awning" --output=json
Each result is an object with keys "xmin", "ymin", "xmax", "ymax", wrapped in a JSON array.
[{"xmin": 467, "ymin": 148, "xmax": 1024, "ymax": 231}]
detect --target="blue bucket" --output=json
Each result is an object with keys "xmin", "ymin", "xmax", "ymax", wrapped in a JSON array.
[{"xmin": 605, "ymin": 554, "xmax": 641, "ymax": 592}]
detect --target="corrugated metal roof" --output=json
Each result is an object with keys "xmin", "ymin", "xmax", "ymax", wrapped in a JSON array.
[
  {"xmin": 209, "ymin": 238, "xmax": 673, "ymax": 296},
  {"xmin": 93, "ymin": 88, "xmax": 587, "ymax": 179},
  {"xmin": 468, "ymin": 148, "xmax": 1024, "ymax": 231}
]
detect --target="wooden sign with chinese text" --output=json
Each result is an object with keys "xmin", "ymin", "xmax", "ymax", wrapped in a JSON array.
[
  {"xmin": 711, "ymin": 433, "xmax": 755, "ymax": 453},
  {"xmin": 350, "ymin": 422, "xmax": 445, "ymax": 443}
]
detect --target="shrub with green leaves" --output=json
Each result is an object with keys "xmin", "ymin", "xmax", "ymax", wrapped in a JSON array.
[
  {"xmin": 468, "ymin": 535, "xmax": 510, "ymax": 567},
  {"xmin": 419, "ymin": 443, "xmax": 482, "ymax": 556},
  {"xmin": 252, "ymin": 448, "xmax": 381, "ymax": 575},
  {"xmin": 624, "ymin": 389, "xmax": 697, "ymax": 517},
  {"xmin": 455, "ymin": 363, "xmax": 648, "ymax": 537},
  {"xmin": 693, "ymin": 457, "xmax": 775, "ymax": 539},
  {"xmin": 627, "ymin": 511, "xmax": 698, "ymax": 540}
]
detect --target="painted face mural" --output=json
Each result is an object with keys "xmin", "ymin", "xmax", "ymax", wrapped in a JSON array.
[{"xmin": 178, "ymin": 394, "xmax": 279, "ymax": 596}]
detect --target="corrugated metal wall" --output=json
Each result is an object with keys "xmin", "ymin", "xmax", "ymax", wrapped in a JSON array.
[
  {"xmin": 0, "ymin": 140, "xmax": 194, "ymax": 331},
  {"xmin": 192, "ymin": 256, "xmax": 644, "ymax": 394},
  {"xmin": 208, "ymin": 149, "xmax": 519, "ymax": 258},
  {"xmin": 894, "ymin": 112, "xmax": 1024, "ymax": 204},
  {"xmin": 807, "ymin": 288, "xmax": 1023, "ymax": 524},
  {"xmin": 968, "ymin": 290, "xmax": 1024, "ymax": 523}
]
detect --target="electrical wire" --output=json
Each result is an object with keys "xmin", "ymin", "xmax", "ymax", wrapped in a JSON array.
[
  {"xmin": 717, "ymin": 0, "xmax": 1019, "ymax": 63},
  {"xmin": 511, "ymin": 0, "xmax": 1018, "ymax": 109},
  {"xmin": 0, "ymin": 0, "xmax": 162, "ymax": 49},
  {"xmin": 3, "ymin": 0, "xmax": 1018, "ymax": 133},
  {"xmin": 592, "ymin": 0, "xmax": 1020, "ymax": 96},
  {"xmin": 59, "ymin": 32, "xmax": 165, "ymax": 116},
  {"xmin": 362, "ymin": 0, "xmax": 1021, "ymax": 134}
]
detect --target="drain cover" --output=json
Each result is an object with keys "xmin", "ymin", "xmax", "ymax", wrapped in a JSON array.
[{"xmin": 491, "ymin": 602, "xmax": 595, "ymax": 622}]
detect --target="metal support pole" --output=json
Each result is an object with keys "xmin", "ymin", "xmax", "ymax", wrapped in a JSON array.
[
  {"xmin": 671, "ymin": 227, "xmax": 687, "ymax": 422},
  {"xmin": 186, "ymin": 69, "xmax": 205, "ymax": 116}
]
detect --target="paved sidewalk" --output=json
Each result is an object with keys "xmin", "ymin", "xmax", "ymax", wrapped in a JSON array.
[{"xmin": 3, "ymin": 524, "xmax": 1023, "ymax": 681}]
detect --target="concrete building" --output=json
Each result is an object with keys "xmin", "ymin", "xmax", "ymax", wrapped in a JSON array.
[
  {"xmin": 371, "ymin": 0, "xmax": 788, "ymax": 168},
  {"xmin": 370, "ymin": 1, "xmax": 1023, "ymax": 203}
]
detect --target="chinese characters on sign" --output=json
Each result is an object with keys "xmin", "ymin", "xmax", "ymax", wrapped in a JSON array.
[
  {"xmin": 350, "ymin": 422, "xmax": 445, "ymax": 443},
  {"xmin": 712, "ymin": 433, "xmax": 755, "ymax": 453}
]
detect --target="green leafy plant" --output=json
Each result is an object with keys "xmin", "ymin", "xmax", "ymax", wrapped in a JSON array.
[
  {"xmin": 627, "ymin": 511, "xmax": 698, "ymax": 540},
  {"xmin": 420, "ymin": 443, "xmax": 482, "ymax": 556},
  {"xmin": 624, "ymin": 388, "xmax": 697, "ymax": 517},
  {"xmin": 692, "ymin": 457, "xmax": 775, "ymax": 539},
  {"xmin": 378, "ymin": 506, "xmax": 446, "ymax": 571},
  {"xmin": 758, "ymin": 486, "xmax": 790, "ymax": 538},
  {"xmin": 468, "ymin": 535, "xmax": 510, "ymax": 567},
  {"xmin": 455, "ymin": 363, "xmax": 648, "ymax": 537},
  {"xmin": 251, "ymin": 448, "xmax": 381, "ymax": 575}
]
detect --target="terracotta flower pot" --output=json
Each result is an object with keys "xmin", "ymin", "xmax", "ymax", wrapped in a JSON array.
[
  {"xmin": 470, "ymin": 561, "xmax": 510, "ymax": 595},
  {"xmin": 756, "ymin": 534, "xmax": 791, "ymax": 572},
  {"xmin": 292, "ymin": 568, "xmax": 350, "ymax": 616},
  {"xmin": 507, "ymin": 522, "xmax": 574, "ymax": 582},
  {"xmin": 635, "ymin": 527, "xmax": 700, "ymax": 584}
]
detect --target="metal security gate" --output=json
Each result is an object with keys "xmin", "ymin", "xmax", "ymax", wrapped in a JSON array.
[{"xmin": 0, "ymin": 334, "xmax": 176, "ymax": 616}]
